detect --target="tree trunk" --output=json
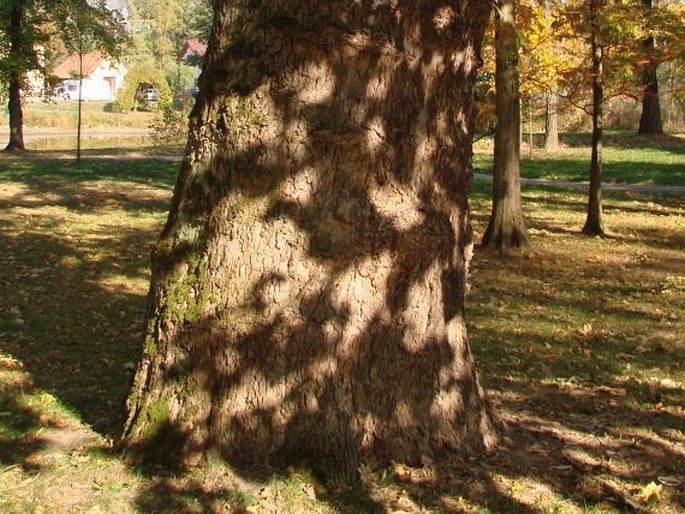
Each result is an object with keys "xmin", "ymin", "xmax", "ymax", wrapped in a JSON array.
[
  {"xmin": 544, "ymin": 91, "xmax": 559, "ymax": 151},
  {"xmin": 482, "ymin": 0, "xmax": 529, "ymax": 251},
  {"xmin": 4, "ymin": 0, "xmax": 26, "ymax": 152},
  {"xmin": 122, "ymin": 1, "xmax": 497, "ymax": 485},
  {"xmin": 583, "ymin": 0, "xmax": 605, "ymax": 237},
  {"xmin": 637, "ymin": 0, "xmax": 663, "ymax": 134},
  {"xmin": 528, "ymin": 100, "xmax": 533, "ymax": 159},
  {"xmin": 543, "ymin": 0, "xmax": 559, "ymax": 152},
  {"xmin": 77, "ymin": 51, "xmax": 83, "ymax": 163}
]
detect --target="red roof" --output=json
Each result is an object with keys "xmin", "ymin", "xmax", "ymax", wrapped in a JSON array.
[
  {"xmin": 52, "ymin": 52, "xmax": 106, "ymax": 79},
  {"xmin": 179, "ymin": 39, "xmax": 207, "ymax": 60}
]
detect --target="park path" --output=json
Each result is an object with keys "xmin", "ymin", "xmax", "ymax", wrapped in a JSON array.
[{"xmin": 472, "ymin": 172, "xmax": 685, "ymax": 194}]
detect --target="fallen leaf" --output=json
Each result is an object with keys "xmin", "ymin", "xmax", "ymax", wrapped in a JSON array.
[
  {"xmin": 635, "ymin": 481, "xmax": 663, "ymax": 504},
  {"xmin": 579, "ymin": 323, "xmax": 593, "ymax": 337}
]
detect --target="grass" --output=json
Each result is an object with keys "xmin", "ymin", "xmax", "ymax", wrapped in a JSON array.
[
  {"xmin": 0, "ymin": 101, "xmax": 158, "ymax": 133},
  {"xmin": 0, "ymin": 137, "xmax": 683, "ymax": 512},
  {"xmin": 474, "ymin": 131, "xmax": 685, "ymax": 187}
]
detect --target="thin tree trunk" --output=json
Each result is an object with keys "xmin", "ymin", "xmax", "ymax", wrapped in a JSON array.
[
  {"xmin": 122, "ymin": 1, "xmax": 498, "ymax": 486},
  {"xmin": 544, "ymin": 91, "xmax": 559, "ymax": 151},
  {"xmin": 4, "ymin": 0, "xmax": 26, "ymax": 152},
  {"xmin": 583, "ymin": 0, "xmax": 605, "ymax": 237},
  {"xmin": 482, "ymin": 0, "xmax": 529, "ymax": 251},
  {"xmin": 543, "ymin": 0, "xmax": 559, "ymax": 151},
  {"xmin": 77, "ymin": 51, "xmax": 84, "ymax": 163},
  {"xmin": 528, "ymin": 100, "xmax": 533, "ymax": 159},
  {"xmin": 638, "ymin": 0, "xmax": 663, "ymax": 134}
]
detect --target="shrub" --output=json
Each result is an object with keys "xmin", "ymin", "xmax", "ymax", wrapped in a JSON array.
[{"xmin": 150, "ymin": 103, "xmax": 190, "ymax": 145}]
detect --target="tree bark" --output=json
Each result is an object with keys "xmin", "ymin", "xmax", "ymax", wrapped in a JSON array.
[
  {"xmin": 122, "ymin": 0, "xmax": 497, "ymax": 485},
  {"xmin": 482, "ymin": 0, "xmax": 529, "ymax": 251},
  {"xmin": 4, "ymin": 0, "xmax": 26, "ymax": 152},
  {"xmin": 544, "ymin": 91, "xmax": 559, "ymax": 151},
  {"xmin": 637, "ymin": 0, "xmax": 663, "ymax": 135},
  {"xmin": 583, "ymin": 0, "xmax": 605, "ymax": 237}
]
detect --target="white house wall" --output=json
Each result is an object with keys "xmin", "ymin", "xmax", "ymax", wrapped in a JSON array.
[{"xmin": 64, "ymin": 60, "xmax": 126, "ymax": 101}]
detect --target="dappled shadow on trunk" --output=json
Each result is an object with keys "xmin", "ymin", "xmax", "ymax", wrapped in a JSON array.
[{"xmin": 122, "ymin": 0, "xmax": 498, "ymax": 487}]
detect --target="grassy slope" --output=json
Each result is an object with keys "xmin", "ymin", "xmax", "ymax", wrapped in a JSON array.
[
  {"xmin": 0, "ymin": 101, "xmax": 157, "ymax": 133},
  {"xmin": 0, "ymin": 142, "xmax": 683, "ymax": 513}
]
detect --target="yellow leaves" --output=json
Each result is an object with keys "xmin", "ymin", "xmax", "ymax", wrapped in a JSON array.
[
  {"xmin": 635, "ymin": 481, "xmax": 663, "ymax": 504},
  {"xmin": 517, "ymin": 0, "xmax": 584, "ymax": 95},
  {"xmin": 391, "ymin": 460, "xmax": 437, "ymax": 484},
  {"xmin": 40, "ymin": 392, "xmax": 55, "ymax": 406},
  {"xmin": 578, "ymin": 323, "xmax": 593, "ymax": 338}
]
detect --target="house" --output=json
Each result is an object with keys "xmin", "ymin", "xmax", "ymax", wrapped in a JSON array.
[
  {"xmin": 52, "ymin": 52, "xmax": 126, "ymax": 101},
  {"xmin": 178, "ymin": 39, "xmax": 207, "ymax": 64},
  {"xmin": 179, "ymin": 39, "xmax": 207, "ymax": 94}
]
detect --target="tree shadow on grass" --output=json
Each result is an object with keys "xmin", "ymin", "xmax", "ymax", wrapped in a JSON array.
[
  {"xmin": 560, "ymin": 132, "xmax": 685, "ymax": 153},
  {"xmin": 0, "ymin": 170, "xmax": 172, "ymax": 435},
  {"xmin": 0, "ymin": 154, "xmax": 179, "ymax": 190}
]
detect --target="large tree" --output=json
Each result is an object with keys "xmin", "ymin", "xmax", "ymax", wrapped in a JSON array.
[
  {"xmin": 482, "ymin": 0, "xmax": 530, "ymax": 250},
  {"xmin": 122, "ymin": 0, "xmax": 497, "ymax": 485}
]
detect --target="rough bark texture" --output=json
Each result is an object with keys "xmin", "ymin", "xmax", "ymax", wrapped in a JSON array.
[
  {"xmin": 544, "ymin": 91, "xmax": 559, "ymax": 151},
  {"xmin": 637, "ymin": 0, "xmax": 663, "ymax": 135},
  {"xmin": 583, "ymin": 0, "xmax": 605, "ymax": 237},
  {"xmin": 122, "ymin": 1, "xmax": 497, "ymax": 484},
  {"xmin": 481, "ymin": 0, "xmax": 529, "ymax": 251},
  {"xmin": 4, "ymin": 0, "xmax": 26, "ymax": 152}
]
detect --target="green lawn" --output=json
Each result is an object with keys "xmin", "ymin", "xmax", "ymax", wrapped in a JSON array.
[
  {"xmin": 0, "ymin": 147, "xmax": 683, "ymax": 513},
  {"xmin": 474, "ymin": 131, "xmax": 685, "ymax": 187}
]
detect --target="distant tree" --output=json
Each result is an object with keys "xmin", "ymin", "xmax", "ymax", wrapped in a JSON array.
[
  {"xmin": 53, "ymin": 0, "xmax": 127, "ymax": 162},
  {"xmin": 582, "ymin": 0, "xmax": 606, "ymax": 236},
  {"xmin": 0, "ymin": 0, "xmax": 42, "ymax": 151},
  {"xmin": 116, "ymin": 60, "xmax": 171, "ymax": 111},
  {"xmin": 184, "ymin": 0, "xmax": 212, "ymax": 42},
  {"xmin": 130, "ymin": 0, "xmax": 183, "ymax": 69},
  {"xmin": 482, "ymin": 0, "xmax": 530, "ymax": 250},
  {"xmin": 542, "ymin": 0, "xmax": 560, "ymax": 150},
  {"xmin": 635, "ymin": 0, "xmax": 685, "ymax": 135},
  {"xmin": 0, "ymin": 0, "xmax": 126, "ymax": 153},
  {"xmin": 556, "ymin": 0, "xmax": 650, "ymax": 235},
  {"xmin": 122, "ymin": 0, "xmax": 498, "ymax": 486},
  {"xmin": 638, "ymin": 0, "xmax": 663, "ymax": 134},
  {"xmin": 129, "ymin": 0, "xmax": 211, "ymax": 79}
]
